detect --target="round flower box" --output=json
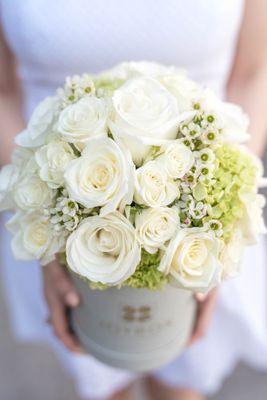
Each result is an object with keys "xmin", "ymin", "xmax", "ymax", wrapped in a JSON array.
[{"xmin": 71, "ymin": 274, "xmax": 196, "ymax": 372}]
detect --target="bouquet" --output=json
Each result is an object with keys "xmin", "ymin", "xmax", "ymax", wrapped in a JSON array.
[{"xmin": 0, "ymin": 62, "xmax": 266, "ymax": 371}]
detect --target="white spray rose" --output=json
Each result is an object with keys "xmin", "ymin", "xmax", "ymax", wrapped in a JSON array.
[
  {"xmin": 134, "ymin": 161, "xmax": 179, "ymax": 207},
  {"xmin": 158, "ymin": 228, "xmax": 222, "ymax": 293},
  {"xmin": 135, "ymin": 207, "xmax": 179, "ymax": 254},
  {"xmin": 64, "ymin": 137, "xmax": 134, "ymax": 215},
  {"xmin": 157, "ymin": 141, "xmax": 194, "ymax": 179},
  {"xmin": 220, "ymin": 228, "xmax": 244, "ymax": 279},
  {"xmin": 6, "ymin": 211, "xmax": 64, "ymax": 265},
  {"xmin": 13, "ymin": 174, "xmax": 53, "ymax": 210},
  {"xmin": 16, "ymin": 96, "xmax": 59, "ymax": 147},
  {"xmin": 239, "ymin": 191, "xmax": 266, "ymax": 244},
  {"xmin": 109, "ymin": 77, "xmax": 191, "ymax": 165},
  {"xmin": 0, "ymin": 164, "xmax": 20, "ymax": 211},
  {"xmin": 57, "ymin": 96, "xmax": 108, "ymax": 143},
  {"xmin": 35, "ymin": 141, "xmax": 76, "ymax": 188},
  {"xmin": 66, "ymin": 211, "xmax": 141, "ymax": 285}
]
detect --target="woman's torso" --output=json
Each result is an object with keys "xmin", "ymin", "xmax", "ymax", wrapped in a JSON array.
[{"xmin": 0, "ymin": 0, "xmax": 244, "ymax": 117}]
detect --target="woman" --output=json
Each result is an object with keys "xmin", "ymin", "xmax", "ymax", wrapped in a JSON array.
[{"xmin": 1, "ymin": 1, "xmax": 267, "ymax": 399}]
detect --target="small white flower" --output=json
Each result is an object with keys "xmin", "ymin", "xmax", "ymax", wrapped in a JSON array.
[
  {"xmin": 57, "ymin": 74, "xmax": 95, "ymax": 108},
  {"xmin": 58, "ymin": 96, "xmax": 109, "ymax": 143},
  {"xmin": 206, "ymin": 219, "xmax": 223, "ymax": 237},
  {"xmin": 195, "ymin": 148, "xmax": 215, "ymax": 165},
  {"xmin": 185, "ymin": 122, "xmax": 202, "ymax": 138},
  {"xmin": 202, "ymin": 129, "xmax": 220, "ymax": 145},
  {"xmin": 188, "ymin": 201, "xmax": 207, "ymax": 220},
  {"xmin": 180, "ymin": 136, "xmax": 195, "ymax": 151},
  {"xmin": 47, "ymin": 193, "xmax": 82, "ymax": 233},
  {"xmin": 134, "ymin": 161, "xmax": 180, "ymax": 207},
  {"xmin": 135, "ymin": 207, "xmax": 179, "ymax": 254},
  {"xmin": 66, "ymin": 211, "xmax": 141, "ymax": 285},
  {"xmin": 159, "ymin": 228, "xmax": 222, "ymax": 293},
  {"xmin": 196, "ymin": 163, "xmax": 215, "ymax": 182}
]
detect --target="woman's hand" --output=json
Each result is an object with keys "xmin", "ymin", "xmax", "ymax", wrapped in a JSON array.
[
  {"xmin": 188, "ymin": 288, "xmax": 218, "ymax": 346},
  {"xmin": 43, "ymin": 259, "xmax": 84, "ymax": 353}
]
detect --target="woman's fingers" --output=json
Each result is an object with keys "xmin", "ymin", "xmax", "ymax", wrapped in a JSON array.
[
  {"xmin": 46, "ymin": 290, "xmax": 83, "ymax": 352},
  {"xmin": 43, "ymin": 259, "xmax": 83, "ymax": 353},
  {"xmin": 54, "ymin": 269, "xmax": 80, "ymax": 308},
  {"xmin": 188, "ymin": 288, "xmax": 218, "ymax": 346},
  {"xmin": 44, "ymin": 259, "xmax": 80, "ymax": 307}
]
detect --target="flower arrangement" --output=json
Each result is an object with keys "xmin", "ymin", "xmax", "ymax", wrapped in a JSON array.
[{"xmin": 1, "ymin": 61, "xmax": 266, "ymax": 294}]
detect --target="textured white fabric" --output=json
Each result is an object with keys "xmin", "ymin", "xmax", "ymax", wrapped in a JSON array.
[{"xmin": 1, "ymin": 1, "xmax": 267, "ymax": 398}]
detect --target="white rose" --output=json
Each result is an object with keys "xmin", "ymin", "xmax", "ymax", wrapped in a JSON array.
[
  {"xmin": 159, "ymin": 72, "xmax": 200, "ymax": 111},
  {"xmin": 11, "ymin": 147, "xmax": 33, "ymax": 167},
  {"xmin": 109, "ymin": 77, "xmax": 192, "ymax": 165},
  {"xmin": 237, "ymin": 145, "xmax": 267, "ymax": 188},
  {"xmin": 135, "ymin": 207, "xmax": 179, "ymax": 254},
  {"xmin": 57, "ymin": 96, "xmax": 108, "ymax": 143},
  {"xmin": 0, "ymin": 164, "xmax": 20, "ymax": 211},
  {"xmin": 66, "ymin": 211, "xmax": 141, "ymax": 285},
  {"xmin": 64, "ymin": 137, "xmax": 135, "ymax": 215},
  {"xmin": 6, "ymin": 211, "xmax": 64, "ymax": 265},
  {"xmin": 97, "ymin": 61, "xmax": 176, "ymax": 81},
  {"xmin": 220, "ymin": 228, "xmax": 244, "ymax": 279},
  {"xmin": 35, "ymin": 141, "xmax": 76, "ymax": 188},
  {"xmin": 13, "ymin": 174, "xmax": 54, "ymax": 210},
  {"xmin": 157, "ymin": 141, "xmax": 194, "ymax": 179},
  {"xmin": 158, "ymin": 228, "xmax": 222, "ymax": 293},
  {"xmin": 199, "ymin": 89, "xmax": 250, "ymax": 143},
  {"xmin": 134, "ymin": 161, "xmax": 179, "ymax": 207},
  {"xmin": 219, "ymin": 102, "xmax": 250, "ymax": 143},
  {"xmin": 239, "ymin": 190, "xmax": 266, "ymax": 244},
  {"xmin": 15, "ymin": 96, "xmax": 59, "ymax": 147}
]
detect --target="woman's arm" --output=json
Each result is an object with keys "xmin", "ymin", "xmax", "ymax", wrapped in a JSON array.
[
  {"xmin": 0, "ymin": 26, "xmax": 82, "ymax": 352},
  {"xmin": 227, "ymin": 0, "xmax": 267, "ymax": 157},
  {"xmin": 0, "ymin": 24, "xmax": 24, "ymax": 166},
  {"xmin": 190, "ymin": 0, "xmax": 267, "ymax": 345}
]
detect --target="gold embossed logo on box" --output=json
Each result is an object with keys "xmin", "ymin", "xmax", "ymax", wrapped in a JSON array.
[{"xmin": 122, "ymin": 306, "xmax": 151, "ymax": 322}]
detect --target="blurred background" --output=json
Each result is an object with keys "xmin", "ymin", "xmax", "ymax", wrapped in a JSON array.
[{"xmin": 0, "ymin": 150, "xmax": 267, "ymax": 400}]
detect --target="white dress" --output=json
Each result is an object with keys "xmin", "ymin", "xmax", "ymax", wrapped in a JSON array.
[{"xmin": 1, "ymin": 0, "xmax": 267, "ymax": 398}]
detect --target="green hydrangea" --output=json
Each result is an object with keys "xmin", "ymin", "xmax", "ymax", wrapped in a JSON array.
[
  {"xmin": 122, "ymin": 249, "xmax": 168, "ymax": 290},
  {"xmin": 94, "ymin": 78, "xmax": 125, "ymax": 96},
  {"xmin": 204, "ymin": 144, "xmax": 258, "ymax": 240}
]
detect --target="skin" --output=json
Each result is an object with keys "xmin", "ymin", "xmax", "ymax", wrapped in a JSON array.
[{"xmin": 1, "ymin": 1, "xmax": 267, "ymax": 399}]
